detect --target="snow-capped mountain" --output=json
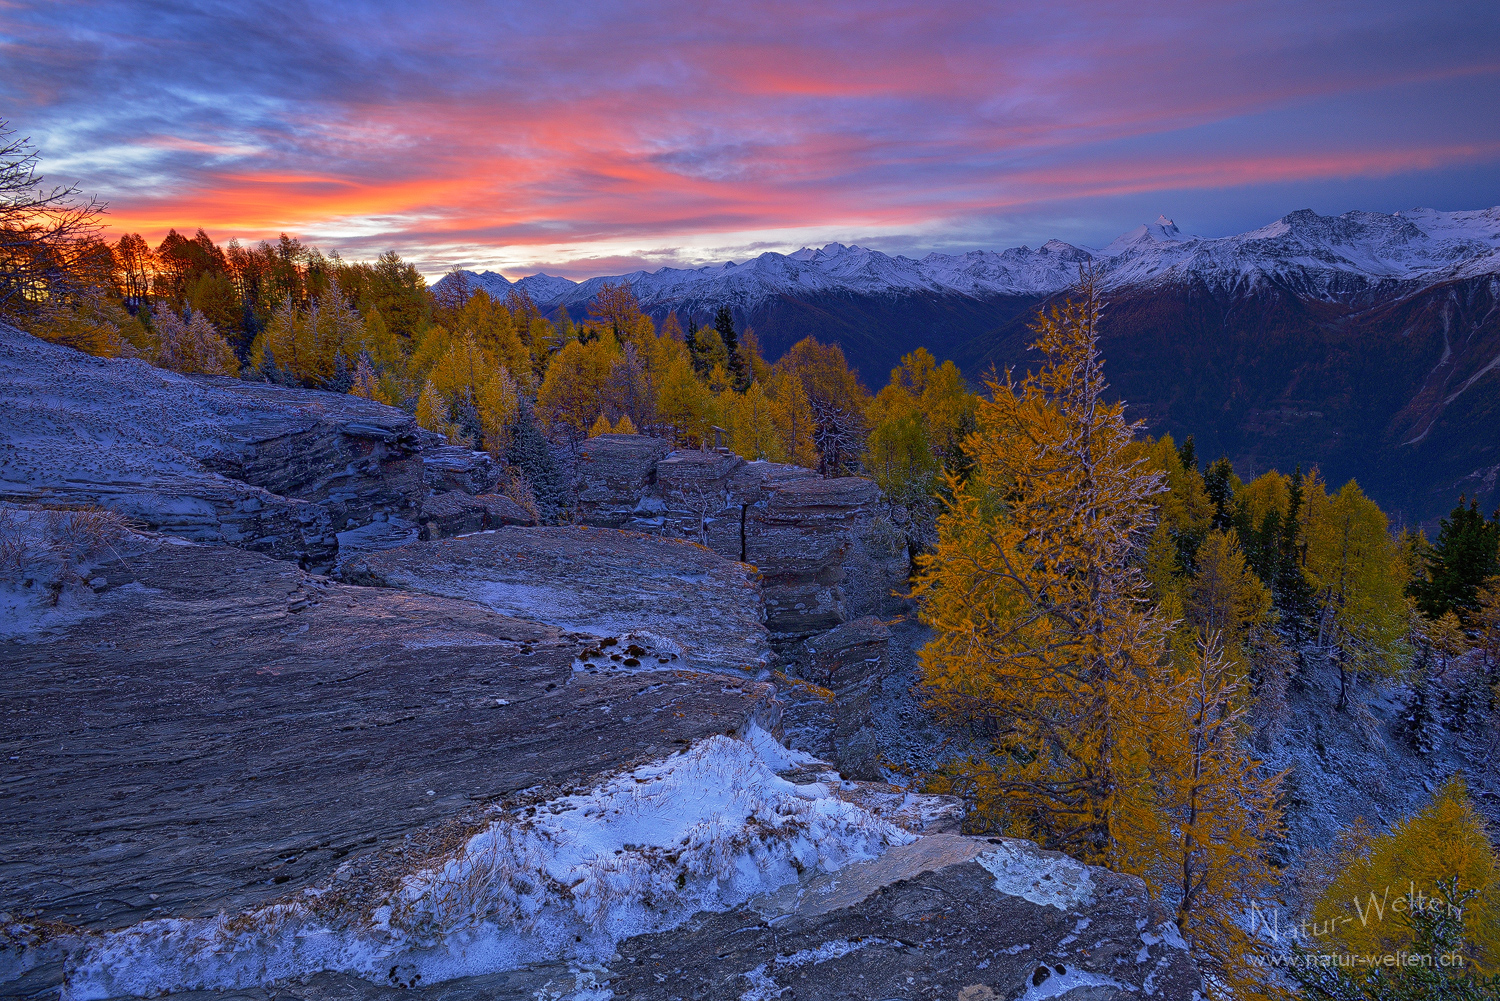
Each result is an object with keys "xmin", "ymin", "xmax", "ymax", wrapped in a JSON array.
[{"xmin": 440, "ymin": 206, "xmax": 1500, "ymax": 312}]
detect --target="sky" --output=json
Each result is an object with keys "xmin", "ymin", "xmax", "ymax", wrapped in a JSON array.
[{"xmin": 4, "ymin": 0, "xmax": 1498, "ymax": 281}]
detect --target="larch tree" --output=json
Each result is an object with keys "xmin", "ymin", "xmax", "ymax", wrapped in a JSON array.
[
  {"xmin": 1122, "ymin": 633, "xmax": 1283, "ymax": 999},
  {"xmin": 915, "ymin": 272, "xmax": 1170, "ymax": 862},
  {"xmin": 1304, "ymin": 478, "xmax": 1409, "ymax": 709}
]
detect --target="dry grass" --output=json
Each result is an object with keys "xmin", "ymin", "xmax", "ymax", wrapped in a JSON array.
[{"xmin": 0, "ymin": 502, "xmax": 135, "ymax": 582}]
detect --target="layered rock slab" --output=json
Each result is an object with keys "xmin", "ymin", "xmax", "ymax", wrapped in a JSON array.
[
  {"xmin": 572, "ymin": 436, "xmax": 908, "ymax": 636},
  {"xmin": 0, "ymin": 539, "xmax": 777, "ymax": 940},
  {"xmin": 0, "ymin": 325, "xmax": 426, "ymax": 566},
  {"xmin": 338, "ymin": 526, "xmax": 773, "ymax": 673},
  {"xmin": 609, "ymin": 833, "xmax": 1200, "ymax": 1000}
]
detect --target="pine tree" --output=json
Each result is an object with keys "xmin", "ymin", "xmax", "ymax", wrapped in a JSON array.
[
  {"xmin": 1177, "ymin": 434, "xmax": 1197, "ymax": 474},
  {"xmin": 714, "ymin": 305, "xmax": 748, "ymax": 392},
  {"xmin": 1203, "ymin": 457, "xmax": 1237, "ymax": 532},
  {"xmin": 1275, "ymin": 465, "xmax": 1316, "ymax": 634},
  {"xmin": 326, "ymin": 352, "xmax": 353, "ymax": 394},
  {"xmin": 350, "ymin": 352, "xmax": 390, "ymax": 404},
  {"xmin": 655, "ymin": 353, "xmax": 712, "ymax": 445},
  {"xmin": 1412, "ymin": 498, "xmax": 1500, "ymax": 620},
  {"xmin": 475, "ymin": 368, "xmax": 519, "ymax": 457},
  {"xmin": 506, "ymin": 397, "xmax": 567, "ymax": 523},
  {"xmin": 588, "ymin": 413, "xmax": 613, "ymax": 437}
]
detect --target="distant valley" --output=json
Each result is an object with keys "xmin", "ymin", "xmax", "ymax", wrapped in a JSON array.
[{"xmin": 444, "ymin": 207, "xmax": 1500, "ymax": 525}]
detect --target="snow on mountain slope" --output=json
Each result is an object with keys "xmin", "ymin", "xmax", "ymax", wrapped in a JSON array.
[
  {"xmin": 513, "ymin": 272, "xmax": 577, "ymax": 302},
  {"xmin": 437, "ymin": 206, "xmax": 1500, "ymax": 311}
]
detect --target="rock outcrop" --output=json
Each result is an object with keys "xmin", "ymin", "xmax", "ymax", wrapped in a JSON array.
[
  {"xmin": 338, "ymin": 525, "xmax": 773, "ymax": 674},
  {"xmin": 780, "ymin": 614, "xmax": 895, "ymax": 779},
  {"xmin": 573, "ymin": 435, "xmax": 908, "ymax": 637},
  {"xmin": 609, "ymin": 833, "xmax": 1200, "ymax": 1001},
  {"xmin": 0, "ymin": 325, "xmax": 427, "ymax": 566}
]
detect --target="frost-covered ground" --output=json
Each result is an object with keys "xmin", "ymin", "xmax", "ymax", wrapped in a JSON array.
[
  {"xmin": 0, "ymin": 503, "xmax": 158, "ymax": 644},
  {"xmin": 868, "ymin": 612, "xmax": 1500, "ymax": 917},
  {"xmin": 52, "ymin": 729, "xmax": 917, "ymax": 1000}
]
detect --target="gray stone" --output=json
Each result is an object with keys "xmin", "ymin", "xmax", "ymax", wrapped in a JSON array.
[
  {"xmin": 0, "ymin": 325, "xmax": 426, "ymax": 567},
  {"xmin": 420, "ymin": 446, "xmax": 503, "ymax": 496},
  {"xmin": 337, "ymin": 525, "xmax": 773, "ymax": 674},
  {"xmin": 573, "ymin": 433, "xmax": 673, "ymax": 528},
  {"xmin": 605, "ymin": 834, "xmax": 1199, "ymax": 1000},
  {"xmin": 569, "ymin": 437, "xmax": 907, "ymax": 636},
  {"xmin": 783, "ymin": 615, "xmax": 894, "ymax": 779}
]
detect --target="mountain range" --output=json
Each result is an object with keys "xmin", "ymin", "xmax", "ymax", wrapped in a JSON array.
[{"xmin": 438, "ymin": 207, "xmax": 1500, "ymax": 526}]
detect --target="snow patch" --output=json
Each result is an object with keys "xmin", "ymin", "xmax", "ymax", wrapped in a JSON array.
[
  {"xmin": 1021, "ymin": 964, "xmax": 1136, "ymax": 999},
  {"xmin": 976, "ymin": 842, "xmax": 1094, "ymax": 911},
  {"xmin": 61, "ymin": 732, "xmax": 914, "ymax": 1000}
]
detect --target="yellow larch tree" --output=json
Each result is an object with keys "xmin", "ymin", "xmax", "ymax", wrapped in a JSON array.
[
  {"xmin": 475, "ymin": 367, "xmax": 519, "ymax": 457},
  {"xmin": 537, "ymin": 333, "xmax": 620, "ymax": 444},
  {"xmin": 1304, "ymin": 478, "xmax": 1409, "ymax": 707},
  {"xmin": 1311, "ymin": 777, "xmax": 1499, "ymax": 972},
  {"xmin": 915, "ymin": 273, "xmax": 1170, "ymax": 862},
  {"xmin": 768, "ymin": 370, "xmax": 818, "ymax": 468},
  {"xmin": 1121, "ymin": 633, "xmax": 1284, "ymax": 999},
  {"xmin": 917, "ymin": 275, "xmax": 1285, "ymax": 997},
  {"xmin": 727, "ymin": 381, "xmax": 781, "ymax": 461},
  {"xmin": 655, "ymin": 352, "xmax": 712, "ymax": 445}
]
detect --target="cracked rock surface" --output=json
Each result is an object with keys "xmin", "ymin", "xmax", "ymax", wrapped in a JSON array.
[
  {"xmin": 0, "ymin": 539, "xmax": 777, "ymax": 946},
  {"xmin": 338, "ymin": 526, "xmax": 774, "ymax": 674}
]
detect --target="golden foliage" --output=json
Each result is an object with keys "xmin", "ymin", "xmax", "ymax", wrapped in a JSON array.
[
  {"xmin": 537, "ymin": 334, "xmax": 620, "ymax": 442},
  {"xmin": 1311, "ymin": 778, "xmax": 1500, "ymax": 972},
  {"xmin": 1304, "ymin": 478, "xmax": 1409, "ymax": 704},
  {"xmin": 918, "ymin": 277, "xmax": 1283, "ymax": 996},
  {"xmin": 916, "ymin": 275, "xmax": 1172, "ymax": 861}
]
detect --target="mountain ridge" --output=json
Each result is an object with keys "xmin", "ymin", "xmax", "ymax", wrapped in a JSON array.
[{"xmin": 438, "ymin": 206, "xmax": 1500, "ymax": 312}]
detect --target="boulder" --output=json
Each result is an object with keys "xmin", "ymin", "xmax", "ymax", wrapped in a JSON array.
[
  {"xmin": 571, "ymin": 436, "xmax": 908, "ymax": 636},
  {"xmin": 572, "ymin": 433, "xmax": 674, "ymax": 528},
  {"xmin": 0, "ymin": 325, "xmax": 426, "ymax": 567},
  {"xmin": 338, "ymin": 525, "xmax": 773, "ymax": 674},
  {"xmin": 473, "ymin": 491, "xmax": 537, "ymax": 526},
  {"xmin": 420, "ymin": 445, "xmax": 504, "ymax": 496}
]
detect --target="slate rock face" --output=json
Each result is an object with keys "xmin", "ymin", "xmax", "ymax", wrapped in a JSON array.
[
  {"xmin": 782, "ymin": 614, "xmax": 894, "ymax": 779},
  {"xmin": 0, "ymin": 531, "xmax": 781, "ymax": 998},
  {"xmin": 572, "ymin": 436, "xmax": 907, "ymax": 636},
  {"xmin": 339, "ymin": 525, "xmax": 773, "ymax": 674},
  {"xmin": 0, "ymin": 325, "xmax": 426, "ymax": 566},
  {"xmin": 419, "ymin": 445, "xmax": 504, "ymax": 496},
  {"xmin": 572, "ymin": 433, "xmax": 674, "ymax": 528}
]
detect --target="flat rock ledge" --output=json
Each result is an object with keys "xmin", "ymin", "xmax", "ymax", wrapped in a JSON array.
[
  {"xmin": 0, "ymin": 536, "xmax": 779, "ymax": 998},
  {"xmin": 337, "ymin": 525, "xmax": 773, "ymax": 674}
]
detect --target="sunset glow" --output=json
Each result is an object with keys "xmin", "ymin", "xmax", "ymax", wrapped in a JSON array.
[{"xmin": 5, "ymin": 0, "xmax": 1498, "ymax": 277}]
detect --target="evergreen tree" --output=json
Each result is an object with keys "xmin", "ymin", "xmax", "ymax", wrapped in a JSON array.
[
  {"xmin": 1203, "ymin": 457, "xmax": 1237, "ymax": 532},
  {"xmin": 505, "ymin": 397, "xmax": 567, "ymax": 523},
  {"xmin": 325, "ymin": 352, "xmax": 353, "ymax": 394},
  {"xmin": 1412, "ymin": 498, "xmax": 1500, "ymax": 620},
  {"xmin": 1275, "ymin": 465, "xmax": 1316, "ymax": 634},
  {"xmin": 1176, "ymin": 434, "xmax": 1197, "ymax": 474},
  {"xmin": 714, "ymin": 305, "xmax": 748, "ymax": 391}
]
